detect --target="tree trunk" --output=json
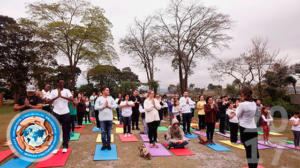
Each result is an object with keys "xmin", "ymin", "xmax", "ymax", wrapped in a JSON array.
[
  {"xmin": 70, "ymin": 65, "xmax": 76, "ymax": 90},
  {"xmin": 178, "ymin": 56, "xmax": 184, "ymax": 95}
]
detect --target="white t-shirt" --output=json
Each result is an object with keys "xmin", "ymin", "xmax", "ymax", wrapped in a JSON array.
[
  {"xmin": 236, "ymin": 101, "xmax": 257, "ymax": 129},
  {"xmin": 290, "ymin": 117, "xmax": 300, "ymax": 131},
  {"xmin": 42, "ymin": 89, "xmax": 51, "ymax": 99},
  {"xmin": 226, "ymin": 108, "xmax": 238, "ymax": 123},
  {"xmin": 120, "ymin": 101, "xmax": 134, "ymax": 117},
  {"xmin": 179, "ymin": 97, "xmax": 195, "ymax": 113},
  {"xmin": 49, "ymin": 88, "xmax": 72, "ymax": 115},
  {"xmin": 172, "ymin": 106, "xmax": 181, "ymax": 116}
]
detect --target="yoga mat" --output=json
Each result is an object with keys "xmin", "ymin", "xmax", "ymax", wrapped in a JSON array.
[
  {"xmin": 214, "ymin": 129, "xmax": 219, "ymax": 132},
  {"xmin": 119, "ymin": 134, "xmax": 138, "ymax": 142},
  {"xmin": 283, "ymin": 140, "xmax": 294, "ymax": 144},
  {"xmin": 94, "ymin": 145, "xmax": 118, "ymax": 161},
  {"xmin": 82, "ymin": 121, "xmax": 92, "ymax": 125},
  {"xmin": 184, "ymin": 134, "xmax": 198, "ymax": 138},
  {"xmin": 237, "ymin": 141, "xmax": 272, "ymax": 150},
  {"xmin": 70, "ymin": 133, "xmax": 80, "ymax": 141},
  {"xmin": 205, "ymin": 143, "xmax": 232, "ymax": 152},
  {"xmin": 96, "ymin": 134, "xmax": 114, "ymax": 142},
  {"xmin": 216, "ymin": 132, "xmax": 231, "ymax": 138},
  {"xmin": 179, "ymin": 126, "xmax": 194, "ymax": 131},
  {"xmin": 193, "ymin": 131, "xmax": 206, "ymax": 137},
  {"xmin": 163, "ymin": 142, "xmax": 195, "ymax": 156},
  {"xmin": 92, "ymin": 127, "xmax": 101, "ymax": 132},
  {"xmin": 74, "ymin": 125, "xmax": 85, "ymax": 131},
  {"xmin": 284, "ymin": 144, "xmax": 300, "ymax": 150},
  {"xmin": 219, "ymin": 140, "xmax": 245, "ymax": 149},
  {"xmin": 191, "ymin": 120, "xmax": 197, "ymax": 123},
  {"xmin": 140, "ymin": 134, "xmax": 160, "ymax": 142},
  {"xmin": 191, "ymin": 125, "xmax": 198, "ymax": 129},
  {"xmin": 158, "ymin": 126, "xmax": 168, "ymax": 132},
  {"xmin": 144, "ymin": 143, "xmax": 171, "ymax": 156},
  {"xmin": 0, "ymin": 150, "xmax": 13, "ymax": 163},
  {"xmin": 160, "ymin": 120, "xmax": 167, "ymax": 123},
  {"xmin": 0, "ymin": 158, "xmax": 32, "ymax": 168},
  {"xmin": 257, "ymin": 141, "xmax": 288, "ymax": 149},
  {"xmin": 269, "ymin": 132, "xmax": 282, "ymax": 136},
  {"xmin": 257, "ymin": 131, "xmax": 264, "ymax": 135},
  {"xmin": 116, "ymin": 127, "xmax": 123, "ymax": 134},
  {"xmin": 90, "ymin": 117, "xmax": 96, "ymax": 121},
  {"xmin": 116, "ymin": 124, "xmax": 123, "ymax": 128},
  {"xmin": 35, "ymin": 149, "xmax": 72, "ymax": 168},
  {"xmin": 113, "ymin": 120, "xmax": 120, "ymax": 125},
  {"xmin": 191, "ymin": 123, "xmax": 198, "ymax": 127}
]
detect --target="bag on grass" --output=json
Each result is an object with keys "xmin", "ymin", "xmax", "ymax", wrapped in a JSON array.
[{"xmin": 138, "ymin": 144, "xmax": 151, "ymax": 160}]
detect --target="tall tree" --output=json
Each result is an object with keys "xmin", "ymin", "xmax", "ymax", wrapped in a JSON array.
[
  {"xmin": 155, "ymin": 0, "xmax": 232, "ymax": 94},
  {"xmin": 0, "ymin": 15, "xmax": 57, "ymax": 101},
  {"xmin": 27, "ymin": 0, "xmax": 117, "ymax": 89},
  {"xmin": 120, "ymin": 16, "xmax": 160, "ymax": 89}
]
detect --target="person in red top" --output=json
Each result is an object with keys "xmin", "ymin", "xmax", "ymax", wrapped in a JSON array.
[{"xmin": 204, "ymin": 96, "xmax": 219, "ymax": 145}]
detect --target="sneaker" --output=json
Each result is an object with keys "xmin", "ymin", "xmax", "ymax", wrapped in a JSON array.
[
  {"xmin": 70, "ymin": 131, "xmax": 74, "ymax": 137},
  {"xmin": 101, "ymin": 145, "xmax": 106, "ymax": 150},
  {"xmin": 62, "ymin": 148, "xmax": 68, "ymax": 153},
  {"xmin": 52, "ymin": 149, "xmax": 59, "ymax": 154},
  {"xmin": 124, "ymin": 134, "xmax": 127, "ymax": 137},
  {"xmin": 264, "ymin": 141, "xmax": 268, "ymax": 145},
  {"xmin": 128, "ymin": 133, "xmax": 131, "ymax": 137},
  {"xmin": 267, "ymin": 141, "xmax": 272, "ymax": 145},
  {"xmin": 107, "ymin": 144, "xmax": 111, "ymax": 150}
]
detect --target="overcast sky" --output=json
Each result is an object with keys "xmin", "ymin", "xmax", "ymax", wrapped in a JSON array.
[{"xmin": 1, "ymin": 0, "xmax": 300, "ymax": 89}]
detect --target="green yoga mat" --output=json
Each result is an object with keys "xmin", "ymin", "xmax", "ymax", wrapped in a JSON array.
[
  {"xmin": 82, "ymin": 121, "xmax": 92, "ymax": 125},
  {"xmin": 70, "ymin": 133, "xmax": 80, "ymax": 141},
  {"xmin": 283, "ymin": 140, "xmax": 294, "ymax": 144},
  {"xmin": 158, "ymin": 126, "xmax": 168, "ymax": 131},
  {"xmin": 257, "ymin": 131, "xmax": 264, "ymax": 135},
  {"xmin": 214, "ymin": 129, "xmax": 219, "ymax": 132}
]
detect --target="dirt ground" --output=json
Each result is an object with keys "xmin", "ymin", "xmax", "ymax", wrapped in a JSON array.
[{"xmin": 0, "ymin": 105, "xmax": 299, "ymax": 168}]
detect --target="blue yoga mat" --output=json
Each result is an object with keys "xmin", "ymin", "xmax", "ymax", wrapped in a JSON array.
[
  {"xmin": 206, "ymin": 143, "xmax": 232, "ymax": 152},
  {"xmin": 185, "ymin": 134, "xmax": 198, "ymax": 138},
  {"xmin": 94, "ymin": 145, "xmax": 118, "ymax": 161},
  {"xmin": 0, "ymin": 158, "xmax": 33, "ymax": 168},
  {"xmin": 92, "ymin": 127, "xmax": 101, "ymax": 132}
]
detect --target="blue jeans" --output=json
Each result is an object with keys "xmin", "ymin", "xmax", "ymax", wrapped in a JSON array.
[
  {"xmin": 168, "ymin": 140, "xmax": 189, "ymax": 148},
  {"xmin": 100, "ymin": 121, "xmax": 112, "ymax": 146},
  {"xmin": 142, "ymin": 118, "xmax": 148, "ymax": 135},
  {"xmin": 118, "ymin": 109, "xmax": 123, "ymax": 124},
  {"xmin": 90, "ymin": 105, "xmax": 95, "ymax": 117}
]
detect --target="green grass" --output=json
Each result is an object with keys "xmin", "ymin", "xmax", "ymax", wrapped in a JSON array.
[{"xmin": 0, "ymin": 104, "xmax": 15, "ymax": 114}]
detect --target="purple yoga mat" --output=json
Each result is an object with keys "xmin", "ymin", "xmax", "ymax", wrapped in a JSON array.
[
  {"xmin": 258, "ymin": 141, "xmax": 288, "ymax": 149},
  {"xmin": 216, "ymin": 132, "xmax": 230, "ymax": 138},
  {"xmin": 140, "ymin": 134, "xmax": 159, "ymax": 142},
  {"xmin": 284, "ymin": 144, "xmax": 300, "ymax": 150},
  {"xmin": 237, "ymin": 141, "xmax": 272, "ymax": 150},
  {"xmin": 144, "ymin": 143, "xmax": 171, "ymax": 156},
  {"xmin": 193, "ymin": 131, "xmax": 206, "ymax": 137},
  {"xmin": 160, "ymin": 120, "xmax": 167, "ymax": 123}
]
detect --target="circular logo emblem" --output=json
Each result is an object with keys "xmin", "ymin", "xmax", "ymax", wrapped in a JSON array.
[{"xmin": 7, "ymin": 109, "xmax": 61, "ymax": 162}]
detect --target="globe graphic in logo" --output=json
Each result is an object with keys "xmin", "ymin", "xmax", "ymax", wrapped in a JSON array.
[{"xmin": 23, "ymin": 124, "xmax": 47, "ymax": 147}]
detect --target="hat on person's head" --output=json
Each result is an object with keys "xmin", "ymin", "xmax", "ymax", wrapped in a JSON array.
[{"xmin": 26, "ymin": 85, "xmax": 36, "ymax": 92}]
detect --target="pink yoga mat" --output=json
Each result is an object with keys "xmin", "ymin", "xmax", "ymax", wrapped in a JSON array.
[
  {"xmin": 258, "ymin": 141, "xmax": 288, "ymax": 149},
  {"xmin": 0, "ymin": 150, "xmax": 13, "ymax": 162},
  {"xmin": 193, "ymin": 131, "xmax": 206, "ymax": 137},
  {"xmin": 35, "ymin": 148, "xmax": 72, "ymax": 168},
  {"xmin": 284, "ymin": 144, "xmax": 300, "ymax": 150},
  {"xmin": 119, "ymin": 134, "xmax": 138, "ymax": 142},
  {"xmin": 144, "ymin": 143, "xmax": 171, "ymax": 156},
  {"xmin": 74, "ymin": 125, "xmax": 85, "ymax": 131},
  {"xmin": 216, "ymin": 132, "xmax": 230, "ymax": 138}
]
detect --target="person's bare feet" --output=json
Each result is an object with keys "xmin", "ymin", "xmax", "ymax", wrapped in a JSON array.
[
  {"xmin": 295, "ymin": 146, "xmax": 300, "ymax": 150},
  {"xmin": 150, "ymin": 143, "xmax": 154, "ymax": 148},
  {"xmin": 154, "ymin": 143, "xmax": 159, "ymax": 148}
]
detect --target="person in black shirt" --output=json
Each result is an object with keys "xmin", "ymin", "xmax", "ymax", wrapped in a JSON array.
[
  {"xmin": 218, "ymin": 96, "xmax": 229, "ymax": 134},
  {"xmin": 14, "ymin": 85, "xmax": 43, "ymax": 111},
  {"xmin": 130, "ymin": 90, "xmax": 141, "ymax": 130}
]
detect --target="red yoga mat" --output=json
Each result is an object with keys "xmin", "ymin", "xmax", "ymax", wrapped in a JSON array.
[
  {"xmin": 116, "ymin": 124, "xmax": 123, "ymax": 128},
  {"xmin": 119, "ymin": 134, "xmax": 138, "ymax": 142},
  {"xmin": 74, "ymin": 125, "xmax": 85, "ymax": 131},
  {"xmin": 35, "ymin": 148, "xmax": 72, "ymax": 168},
  {"xmin": 0, "ymin": 150, "xmax": 13, "ymax": 162},
  {"xmin": 163, "ymin": 143, "xmax": 195, "ymax": 156}
]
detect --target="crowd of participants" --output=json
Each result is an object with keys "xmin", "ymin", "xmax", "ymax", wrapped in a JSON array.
[{"xmin": 13, "ymin": 80, "xmax": 300, "ymax": 168}]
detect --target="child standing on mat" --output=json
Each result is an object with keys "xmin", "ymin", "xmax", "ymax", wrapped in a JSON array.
[
  {"xmin": 204, "ymin": 96, "xmax": 219, "ymax": 145},
  {"xmin": 120, "ymin": 94, "xmax": 134, "ymax": 137},
  {"xmin": 84, "ymin": 97, "xmax": 91, "ymax": 123},
  {"xmin": 95, "ymin": 87, "xmax": 117, "ymax": 150},
  {"xmin": 172, "ymin": 99, "xmax": 181, "ymax": 124},
  {"xmin": 261, "ymin": 106, "xmax": 273, "ymax": 145},
  {"xmin": 69, "ymin": 91, "xmax": 78, "ymax": 137},
  {"xmin": 226, "ymin": 101, "xmax": 238, "ymax": 143},
  {"xmin": 290, "ymin": 111, "xmax": 300, "ymax": 149},
  {"xmin": 166, "ymin": 118, "xmax": 188, "ymax": 149},
  {"xmin": 144, "ymin": 90, "xmax": 161, "ymax": 148}
]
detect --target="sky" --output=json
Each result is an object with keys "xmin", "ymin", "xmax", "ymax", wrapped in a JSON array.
[{"xmin": 1, "ymin": 0, "xmax": 300, "ymax": 90}]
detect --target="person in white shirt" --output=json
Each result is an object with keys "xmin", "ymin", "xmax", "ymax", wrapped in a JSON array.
[
  {"xmin": 89, "ymin": 92, "xmax": 97, "ymax": 118},
  {"xmin": 144, "ymin": 90, "xmax": 161, "ymax": 148},
  {"xmin": 289, "ymin": 111, "xmax": 300, "ymax": 149},
  {"xmin": 94, "ymin": 88, "xmax": 117, "ymax": 151},
  {"xmin": 226, "ymin": 101, "xmax": 239, "ymax": 143},
  {"xmin": 48, "ymin": 79, "xmax": 73, "ymax": 154},
  {"xmin": 115, "ymin": 93, "xmax": 123, "ymax": 124},
  {"xmin": 119, "ymin": 94, "xmax": 134, "ymax": 137},
  {"xmin": 42, "ymin": 84, "xmax": 52, "ymax": 113},
  {"xmin": 179, "ymin": 91, "xmax": 195, "ymax": 134},
  {"xmin": 236, "ymin": 87, "xmax": 259, "ymax": 168}
]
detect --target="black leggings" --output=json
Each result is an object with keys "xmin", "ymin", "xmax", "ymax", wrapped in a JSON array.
[
  {"xmin": 147, "ymin": 121, "xmax": 160, "ymax": 144},
  {"xmin": 240, "ymin": 126, "xmax": 259, "ymax": 168},
  {"xmin": 293, "ymin": 131, "xmax": 300, "ymax": 147},
  {"xmin": 70, "ymin": 115, "xmax": 76, "ymax": 132},
  {"xmin": 123, "ymin": 117, "xmax": 131, "ymax": 134},
  {"xmin": 176, "ymin": 115, "xmax": 181, "ymax": 125},
  {"xmin": 182, "ymin": 113, "xmax": 191, "ymax": 133},
  {"xmin": 229, "ymin": 122, "xmax": 238, "ymax": 143},
  {"xmin": 131, "ymin": 110, "xmax": 140, "ymax": 129},
  {"xmin": 206, "ymin": 123, "xmax": 215, "ymax": 141},
  {"xmin": 84, "ymin": 110, "xmax": 90, "ymax": 123},
  {"xmin": 198, "ymin": 115, "xmax": 205, "ymax": 130},
  {"xmin": 77, "ymin": 111, "xmax": 84, "ymax": 125},
  {"xmin": 95, "ymin": 110, "xmax": 101, "ymax": 128}
]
